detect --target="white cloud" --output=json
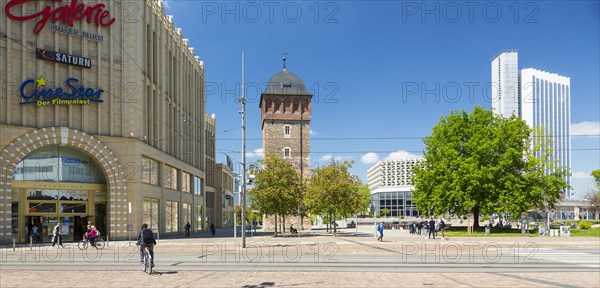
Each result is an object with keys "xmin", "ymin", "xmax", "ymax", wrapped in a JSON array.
[
  {"xmin": 571, "ymin": 121, "xmax": 600, "ymax": 137},
  {"xmin": 361, "ymin": 152, "xmax": 380, "ymax": 164},
  {"xmin": 319, "ymin": 155, "xmax": 352, "ymax": 162},
  {"xmin": 310, "ymin": 130, "xmax": 317, "ymax": 136},
  {"xmin": 384, "ymin": 150, "xmax": 422, "ymax": 161},
  {"xmin": 245, "ymin": 148, "xmax": 264, "ymax": 158},
  {"xmin": 572, "ymin": 171, "xmax": 593, "ymax": 179}
]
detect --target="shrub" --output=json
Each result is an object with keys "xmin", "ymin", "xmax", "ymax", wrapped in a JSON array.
[
  {"xmin": 578, "ymin": 220, "xmax": 592, "ymax": 230},
  {"xmin": 480, "ymin": 216, "xmax": 490, "ymax": 222}
]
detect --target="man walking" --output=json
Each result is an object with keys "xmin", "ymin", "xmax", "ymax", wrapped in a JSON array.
[
  {"xmin": 439, "ymin": 218, "xmax": 446, "ymax": 239},
  {"xmin": 428, "ymin": 217, "xmax": 436, "ymax": 239},
  {"xmin": 51, "ymin": 222, "xmax": 64, "ymax": 248},
  {"xmin": 377, "ymin": 222, "xmax": 384, "ymax": 242}
]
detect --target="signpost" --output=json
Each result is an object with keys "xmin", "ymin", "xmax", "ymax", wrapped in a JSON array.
[{"xmin": 521, "ymin": 212, "xmax": 527, "ymax": 237}]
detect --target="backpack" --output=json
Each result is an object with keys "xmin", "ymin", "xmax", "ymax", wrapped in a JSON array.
[{"xmin": 142, "ymin": 229, "xmax": 153, "ymax": 244}]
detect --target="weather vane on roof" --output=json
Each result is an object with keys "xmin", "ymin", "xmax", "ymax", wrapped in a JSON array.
[{"xmin": 282, "ymin": 50, "xmax": 288, "ymax": 70}]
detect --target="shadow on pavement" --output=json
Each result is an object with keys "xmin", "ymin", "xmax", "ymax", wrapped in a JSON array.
[{"xmin": 242, "ymin": 282, "xmax": 275, "ymax": 288}]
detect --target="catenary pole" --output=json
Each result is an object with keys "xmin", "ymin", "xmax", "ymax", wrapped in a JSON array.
[{"xmin": 241, "ymin": 51, "xmax": 247, "ymax": 248}]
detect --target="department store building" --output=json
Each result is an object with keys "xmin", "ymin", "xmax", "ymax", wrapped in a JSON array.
[{"xmin": 0, "ymin": 0, "xmax": 225, "ymax": 243}]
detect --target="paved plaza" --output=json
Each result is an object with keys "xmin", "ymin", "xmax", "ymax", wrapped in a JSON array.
[{"xmin": 1, "ymin": 227, "xmax": 599, "ymax": 287}]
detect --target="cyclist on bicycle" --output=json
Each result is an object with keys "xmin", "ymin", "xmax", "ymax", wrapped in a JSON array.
[
  {"xmin": 136, "ymin": 224, "xmax": 156, "ymax": 267},
  {"xmin": 87, "ymin": 225, "xmax": 98, "ymax": 247},
  {"xmin": 184, "ymin": 222, "xmax": 191, "ymax": 237}
]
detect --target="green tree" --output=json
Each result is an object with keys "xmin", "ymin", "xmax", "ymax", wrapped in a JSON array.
[
  {"xmin": 587, "ymin": 170, "xmax": 600, "ymax": 215},
  {"xmin": 412, "ymin": 106, "xmax": 569, "ymax": 228},
  {"xmin": 592, "ymin": 170, "xmax": 600, "ymax": 190},
  {"xmin": 358, "ymin": 185, "xmax": 372, "ymax": 216},
  {"xmin": 381, "ymin": 208, "xmax": 390, "ymax": 217},
  {"xmin": 248, "ymin": 154, "xmax": 302, "ymax": 236},
  {"xmin": 305, "ymin": 160, "xmax": 365, "ymax": 233}
]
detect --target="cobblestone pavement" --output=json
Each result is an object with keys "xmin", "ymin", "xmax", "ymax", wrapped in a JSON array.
[
  {"xmin": 1, "ymin": 270, "xmax": 599, "ymax": 287},
  {"xmin": 1, "ymin": 229, "xmax": 599, "ymax": 287}
]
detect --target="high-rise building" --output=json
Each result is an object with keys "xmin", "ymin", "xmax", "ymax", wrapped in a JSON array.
[
  {"xmin": 491, "ymin": 51, "xmax": 572, "ymax": 198},
  {"xmin": 491, "ymin": 50, "xmax": 520, "ymax": 118},
  {"xmin": 521, "ymin": 68, "xmax": 572, "ymax": 198}
]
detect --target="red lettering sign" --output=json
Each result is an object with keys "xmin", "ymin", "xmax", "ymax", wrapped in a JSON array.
[{"xmin": 4, "ymin": 0, "xmax": 116, "ymax": 35}]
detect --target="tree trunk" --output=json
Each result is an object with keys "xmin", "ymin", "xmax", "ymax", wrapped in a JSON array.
[
  {"xmin": 333, "ymin": 211, "xmax": 337, "ymax": 235},
  {"xmin": 274, "ymin": 214, "xmax": 278, "ymax": 237},
  {"xmin": 283, "ymin": 215, "xmax": 286, "ymax": 233},
  {"xmin": 473, "ymin": 206, "xmax": 480, "ymax": 229}
]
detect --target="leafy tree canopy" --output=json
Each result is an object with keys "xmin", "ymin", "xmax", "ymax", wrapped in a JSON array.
[
  {"xmin": 305, "ymin": 160, "xmax": 366, "ymax": 219},
  {"xmin": 248, "ymin": 154, "xmax": 302, "ymax": 235},
  {"xmin": 412, "ymin": 106, "xmax": 569, "ymax": 227}
]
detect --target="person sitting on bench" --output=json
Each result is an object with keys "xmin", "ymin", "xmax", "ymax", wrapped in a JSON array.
[{"xmin": 290, "ymin": 224, "xmax": 298, "ymax": 234}]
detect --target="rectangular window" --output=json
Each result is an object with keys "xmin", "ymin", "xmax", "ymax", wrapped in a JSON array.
[
  {"xmin": 194, "ymin": 176, "xmax": 203, "ymax": 196},
  {"xmin": 28, "ymin": 203, "xmax": 56, "ymax": 213},
  {"xmin": 142, "ymin": 157, "xmax": 159, "ymax": 185},
  {"xmin": 206, "ymin": 192, "xmax": 214, "ymax": 208},
  {"xmin": 195, "ymin": 204, "xmax": 203, "ymax": 231},
  {"xmin": 182, "ymin": 172, "xmax": 191, "ymax": 193},
  {"xmin": 143, "ymin": 198, "xmax": 160, "ymax": 230},
  {"xmin": 164, "ymin": 165, "xmax": 178, "ymax": 190},
  {"xmin": 166, "ymin": 201, "xmax": 179, "ymax": 233},
  {"xmin": 183, "ymin": 203, "xmax": 191, "ymax": 228},
  {"xmin": 60, "ymin": 203, "xmax": 87, "ymax": 214},
  {"xmin": 284, "ymin": 148, "xmax": 290, "ymax": 159},
  {"xmin": 284, "ymin": 125, "xmax": 291, "ymax": 138}
]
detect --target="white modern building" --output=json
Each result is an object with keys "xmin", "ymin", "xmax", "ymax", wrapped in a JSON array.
[
  {"xmin": 492, "ymin": 50, "xmax": 521, "ymax": 119},
  {"xmin": 521, "ymin": 68, "xmax": 572, "ymax": 197},
  {"xmin": 491, "ymin": 51, "xmax": 572, "ymax": 198},
  {"xmin": 367, "ymin": 158, "xmax": 424, "ymax": 217}
]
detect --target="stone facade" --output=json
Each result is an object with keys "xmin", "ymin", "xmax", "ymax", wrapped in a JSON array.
[
  {"xmin": 259, "ymin": 67, "xmax": 312, "ymax": 232},
  {"xmin": 0, "ymin": 0, "xmax": 215, "ymax": 242}
]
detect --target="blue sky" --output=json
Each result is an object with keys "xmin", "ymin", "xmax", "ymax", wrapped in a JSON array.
[{"xmin": 163, "ymin": 1, "xmax": 600, "ymax": 198}]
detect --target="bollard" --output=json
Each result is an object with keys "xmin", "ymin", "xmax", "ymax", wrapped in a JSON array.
[
  {"xmin": 13, "ymin": 238, "xmax": 16, "ymax": 251},
  {"xmin": 30, "ymin": 236, "xmax": 33, "ymax": 250}
]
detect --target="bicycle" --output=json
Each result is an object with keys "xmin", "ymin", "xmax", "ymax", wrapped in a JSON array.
[
  {"xmin": 78, "ymin": 237, "xmax": 105, "ymax": 250},
  {"xmin": 141, "ymin": 246, "xmax": 153, "ymax": 275}
]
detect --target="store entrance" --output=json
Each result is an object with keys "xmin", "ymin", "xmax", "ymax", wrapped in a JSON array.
[
  {"xmin": 74, "ymin": 216, "xmax": 87, "ymax": 241},
  {"xmin": 25, "ymin": 216, "xmax": 42, "ymax": 242}
]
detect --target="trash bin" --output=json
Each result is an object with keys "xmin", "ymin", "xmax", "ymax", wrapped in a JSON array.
[{"xmin": 485, "ymin": 226, "xmax": 490, "ymax": 235}]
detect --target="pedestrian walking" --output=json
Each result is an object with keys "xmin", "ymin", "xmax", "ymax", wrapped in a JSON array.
[
  {"xmin": 439, "ymin": 218, "xmax": 446, "ymax": 239},
  {"xmin": 377, "ymin": 222, "xmax": 384, "ymax": 241},
  {"xmin": 428, "ymin": 217, "xmax": 436, "ymax": 239},
  {"xmin": 31, "ymin": 225, "xmax": 39, "ymax": 242},
  {"xmin": 51, "ymin": 223, "xmax": 64, "ymax": 248},
  {"xmin": 210, "ymin": 223, "xmax": 216, "ymax": 237},
  {"xmin": 184, "ymin": 222, "xmax": 191, "ymax": 237}
]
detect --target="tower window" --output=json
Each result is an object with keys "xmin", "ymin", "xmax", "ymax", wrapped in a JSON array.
[
  {"xmin": 284, "ymin": 125, "xmax": 291, "ymax": 138},
  {"xmin": 275, "ymin": 101, "xmax": 281, "ymax": 112},
  {"xmin": 283, "ymin": 148, "xmax": 291, "ymax": 159}
]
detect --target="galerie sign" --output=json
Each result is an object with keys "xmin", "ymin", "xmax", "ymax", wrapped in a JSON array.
[
  {"xmin": 36, "ymin": 48, "xmax": 91, "ymax": 68},
  {"xmin": 4, "ymin": 0, "xmax": 116, "ymax": 35},
  {"xmin": 20, "ymin": 76, "xmax": 104, "ymax": 106}
]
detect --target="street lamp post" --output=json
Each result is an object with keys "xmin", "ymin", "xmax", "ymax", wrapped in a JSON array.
[{"xmin": 241, "ymin": 51, "xmax": 247, "ymax": 248}]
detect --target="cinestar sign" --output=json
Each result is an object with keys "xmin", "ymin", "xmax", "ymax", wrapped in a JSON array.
[
  {"xmin": 36, "ymin": 48, "xmax": 92, "ymax": 68},
  {"xmin": 20, "ymin": 76, "xmax": 104, "ymax": 106},
  {"xmin": 4, "ymin": 0, "xmax": 116, "ymax": 35}
]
